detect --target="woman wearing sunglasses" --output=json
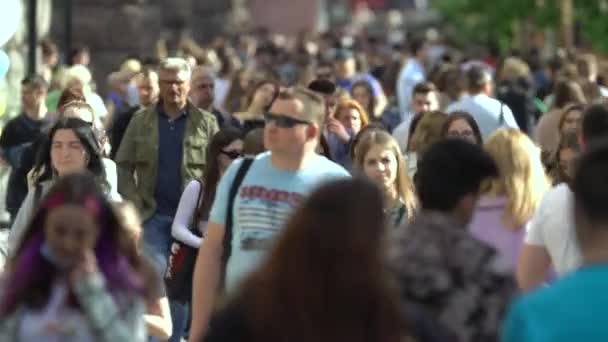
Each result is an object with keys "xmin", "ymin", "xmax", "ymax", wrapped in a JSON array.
[{"xmin": 169, "ymin": 127, "xmax": 243, "ymax": 340}]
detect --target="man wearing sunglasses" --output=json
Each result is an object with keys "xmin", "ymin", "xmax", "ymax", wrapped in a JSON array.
[{"xmin": 189, "ymin": 87, "xmax": 349, "ymax": 342}]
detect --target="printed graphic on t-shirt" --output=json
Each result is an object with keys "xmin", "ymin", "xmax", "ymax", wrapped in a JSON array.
[{"xmin": 237, "ymin": 185, "xmax": 305, "ymax": 251}]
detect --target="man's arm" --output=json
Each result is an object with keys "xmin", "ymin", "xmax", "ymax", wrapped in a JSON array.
[
  {"xmin": 115, "ymin": 116, "xmax": 142, "ymax": 207},
  {"xmin": 517, "ymin": 244, "xmax": 552, "ymax": 291},
  {"xmin": 189, "ymin": 221, "xmax": 225, "ymax": 342}
]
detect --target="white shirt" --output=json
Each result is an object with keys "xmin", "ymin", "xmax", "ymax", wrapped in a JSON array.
[
  {"xmin": 396, "ymin": 59, "xmax": 425, "ymax": 121},
  {"xmin": 446, "ymin": 93, "xmax": 519, "ymax": 140},
  {"xmin": 171, "ymin": 180, "xmax": 206, "ymax": 248},
  {"xmin": 524, "ymin": 184, "xmax": 581, "ymax": 276},
  {"xmin": 392, "ymin": 115, "xmax": 413, "ymax": 153}
]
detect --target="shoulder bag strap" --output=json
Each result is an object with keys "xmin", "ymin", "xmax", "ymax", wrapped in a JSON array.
[
  {"xmin": 498, "ymin": 101, "xmax": 505, "ymax": 125},
  {"xmin": 220, "ymin": 157, "xmax": 254, "ymax": 289}
]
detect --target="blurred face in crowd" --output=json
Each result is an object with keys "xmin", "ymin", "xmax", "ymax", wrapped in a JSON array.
[
  {"xmin": 21, "ymin": 84, "xmax": 47, "ymax": 111},
  {"xmin": 315, "ymin": 65, "xmax": 335, "ymax": 82},
  {"xmin": 252, "ymin": 82, "xmax": 277, "ymax": 109},
  {"xmin": 562, "ymin": 108, "xmax": 582, "ymax": 134},
  {"xmin": 218, "ymin": 139, "xmax": 243, "ymax": 174},
  {"xmin": 337, "ymin": 107, "xmax": 362, "ymax": 134},
  {"xmin": 411, "ymin": 91, "xmax": 439, "ymax": 115},
  {"xmin": 446, "ymin": 119, "xmax": 477, "ymax": 144},
  {"xmin": 190, "ymin": 71, "xmax": 215, "ymax": 110},
  {"xmin": 51, "ymin": 129, "xmax": 89, "ymax": 177},
  {"xmin": 239, "ymin": 71, "xmax": 253, "ymax": 91},
  {"xmin": 159, "ymin": 69, "xmax": 191, "ymax": 109},
  {"xmin": 136, "ymin": 72, "xmax": 160, "ymax": 107},
  {"xmin": 264, "ymin": 97, "xmax": 315, "ymax": 155},
  {"xmin": 352, "ymin": 85, "xmax": 372, "ymax": 111},
  {"xmin": 335, "ymin": 57, "xmax": 356, "ymax": 79},
  {"xmin": 324, "ymin": 95, "xmax": 337, "ymax": 120},
  {"xmin": 559, "ymin": 147, "xmax": 577, "ymax": 180},
  {"xmin": 363, "ymin": 144, "xmax": 398, "ymax": 192},
  {"xmin": 44, "ymin": 204, "xmax": 99, "ymax": 270},
  {"xmin": 73, "ymin": 50, "xmax": 90, "ymax": 66}
]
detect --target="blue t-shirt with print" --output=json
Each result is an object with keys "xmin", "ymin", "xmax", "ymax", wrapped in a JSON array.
[{"xmin": 209, "ymin": 151, "xmax": 350, "ymax": 291}]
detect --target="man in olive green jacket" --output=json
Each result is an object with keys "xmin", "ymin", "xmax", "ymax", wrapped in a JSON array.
[{"xmin": 115, "ymin": 58, "xmax": 218, "ymax": 277}]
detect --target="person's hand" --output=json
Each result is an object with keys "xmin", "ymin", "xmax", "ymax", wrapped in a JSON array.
[
  {"xmin": 70, "ymin": 249, "xmax": 98, "ymax": 284},
  {"xmin": 327, "ymin": 118, "xmax": 350, "ymax": 143}
]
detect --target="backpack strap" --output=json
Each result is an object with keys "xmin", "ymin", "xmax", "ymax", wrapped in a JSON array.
[
  {"xmin": 220, "ymin": 157, "xmax": 254, "ymax": 289},
  {"xmin": 498, "ymin": 101, "xmax": 505, "ymax": 125}
]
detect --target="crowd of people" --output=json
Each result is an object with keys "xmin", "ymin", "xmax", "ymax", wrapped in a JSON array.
[{"xmin": 0, "ymin": 26, "xmax": 608, "ymax": 341}]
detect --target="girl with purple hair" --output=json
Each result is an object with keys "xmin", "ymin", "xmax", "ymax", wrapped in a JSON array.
[{"xmin": 0, "ymin": 173, "xmax": 158, "ymax": 341}]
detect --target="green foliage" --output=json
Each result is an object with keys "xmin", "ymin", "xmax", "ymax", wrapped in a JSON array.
[{"xmin": 434, "ymin": 0, "xmax": 608, "ymax": 54}]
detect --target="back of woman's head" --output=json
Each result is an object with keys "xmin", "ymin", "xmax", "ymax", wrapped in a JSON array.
[
  {"xmin": 243, "ymin": 128, "xmax": 266, "ymax": 155},
  {"xmin": 57, "ymin": 88, "xmax": 86, "ymax": 112},
  {"xmin": 245, "ymin": 79, "xmax": 280, "ymax": 111},
  {"xmin": 482, "ymin": 128, "xmax": 551, "ymax": 228},
  {"xmin": 408, "ymin": 110, "xmax": 448, "ymax": 156},
  {"xmin": 33, "ymin": 117, "xmax": 105, "ymax": 185},
  {"xmin": 242, "ymin": 178, "xmax": 403, "ymax": 342},
  {"xmin": 553, "ymin": 79, "xmax": 586, "ymax": 108}
]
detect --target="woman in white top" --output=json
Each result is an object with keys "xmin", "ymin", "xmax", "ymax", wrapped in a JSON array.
[
  {"xmin": 169, "ymin": 128, "xmax": 243, "ymax": 341},
  {"xmin": 172, "ymin": 127, "xmax": 244, "ymax": 247}
]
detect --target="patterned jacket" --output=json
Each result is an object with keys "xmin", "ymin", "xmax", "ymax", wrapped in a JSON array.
[{"xmin": 388, "ymin": 210, "xmax": 517, "ymax": 342}]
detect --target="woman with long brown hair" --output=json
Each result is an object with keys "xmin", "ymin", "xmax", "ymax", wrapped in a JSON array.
[
  {"xmin": 169, "ymin": 127, "xmax": 243, "ymax": 341},
  {"xmin": 354, "ymin": 131, "xmax": 418, "ymax": 228},
  {"xmin": 204, "ymin": 178, "xmax": 409, "ymax": 342}
]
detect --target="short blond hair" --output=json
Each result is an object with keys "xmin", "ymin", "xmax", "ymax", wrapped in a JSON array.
[
  {"xmin": 159, "ymin": 57, "xmax": 192, "ymax": 79},
  {"xmin": 276, "ymin": 87, "xmax": 325, "ymax": 125},
  {"xmin": 62, "ymin": 64, "xmax": 92, "ymax": 89}
]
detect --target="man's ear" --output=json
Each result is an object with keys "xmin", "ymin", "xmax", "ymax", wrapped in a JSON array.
[{"xmin": 306, "ymin": 123, "xmax": 320, "ymax": 141}]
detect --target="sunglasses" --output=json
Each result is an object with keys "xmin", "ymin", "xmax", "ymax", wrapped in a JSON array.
[
  {"xmin": 264, "ymin": 112, "xmax": 311, "ymax": 128},
  {"xmin": 220, "ymin": 150, "xmax": 243, "ymax": 159}
]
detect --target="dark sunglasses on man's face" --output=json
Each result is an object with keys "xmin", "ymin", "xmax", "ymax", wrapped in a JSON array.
[
  {"xmin": 220, "ymin": 150, "xmax": 243, "ymax": 159},
  {"xmin": 264, "ymin": 112, "xmax": 311, "ymax": 128}
]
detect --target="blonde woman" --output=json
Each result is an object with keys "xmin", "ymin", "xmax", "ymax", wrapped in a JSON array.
[
  {"xmin": 469, "ymin": 128, "xmax": 551, "ymax": 273},
  {"xmin": 354, "ymin": 130, "xmax": 417, "ymax": 228}
]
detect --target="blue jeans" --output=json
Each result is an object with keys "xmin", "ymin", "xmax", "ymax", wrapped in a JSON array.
[
  {"xmin": 169, "ymin": 301, "xmax": 190, "ymax": 342},
  {"xmin": 143, "ymin": 213, "xmax": 190, "ymax": 341},
  {"xmin": 142, "ymin": 213, "xmax": 173, "ymax": 275}
]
